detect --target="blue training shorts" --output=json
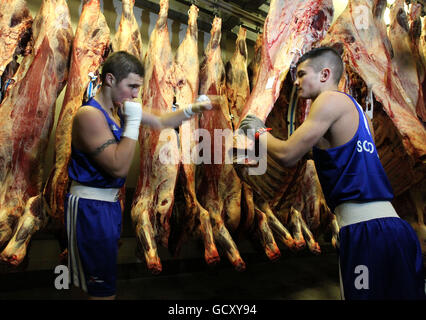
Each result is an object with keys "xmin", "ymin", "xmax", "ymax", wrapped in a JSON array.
[
  {"xmin": 338, "ymin": 217, "xmax": 425, "ymax": 300},
  {"xmin": 65, "ymin": 193, "xmax": 122, "ymax": 297}
]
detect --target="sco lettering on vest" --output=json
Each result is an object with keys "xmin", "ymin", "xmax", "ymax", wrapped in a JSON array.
[{"xmin": 356, "ymin": 140, "xmax": 374, "ymax": 153}]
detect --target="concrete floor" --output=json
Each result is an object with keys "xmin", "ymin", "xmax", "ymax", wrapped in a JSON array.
[
  {"xmin": 0, "ymin": 238, "xmax": 341, "ymax": 300},
  {"xmin": 0, "ymin": 188, "xmax": 341, "ymax": 300}
]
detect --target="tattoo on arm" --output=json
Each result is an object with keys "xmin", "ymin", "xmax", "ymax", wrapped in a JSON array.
[{"xmin": 90, "ymin": 139, "xmax": 117, "ymax": 156}]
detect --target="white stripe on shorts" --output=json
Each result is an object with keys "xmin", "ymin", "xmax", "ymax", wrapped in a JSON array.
[{"xmin": 67, "ymin": 195, "xmax": 87, "ymax": 293}]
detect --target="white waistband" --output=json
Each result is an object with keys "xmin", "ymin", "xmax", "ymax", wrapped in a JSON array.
[
  {"xmin": 334, "ymin": 201, "xmax": 399, "ymax": 228},
  {"xmin": 69, "ymin": 181, "xmax": 120, "ymax": 202}
]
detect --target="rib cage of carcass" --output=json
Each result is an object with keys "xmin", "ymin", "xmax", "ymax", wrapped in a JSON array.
[{"xmin": 0, "ymin": 0, "xmax": 73, "ymax": 265}]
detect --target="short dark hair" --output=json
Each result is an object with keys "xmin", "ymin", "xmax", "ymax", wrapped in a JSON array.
[
  {"xmin": 296, "ymin": 47, "xmax": 343, "ymax": 84},
  {"xmin": 101, "ymin": 51, "xmax": 144, "ymax": 83}
]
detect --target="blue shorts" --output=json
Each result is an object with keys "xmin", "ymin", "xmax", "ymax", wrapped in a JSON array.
[
  {"xmin": 338, "ymin": 217, "xmax": 425, "ymax": 300},
  {"xmin": 65, "ymin": 194, "xmax": 122, "ymax": 297}
]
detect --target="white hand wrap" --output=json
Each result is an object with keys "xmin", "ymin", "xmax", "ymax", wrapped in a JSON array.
[
  {"xmin": 183, "ymin": 104, "xmax": 194, "ymax": 118},
  {"xmin": 122, "ymin": 101, "xmax": 142, "ymax": 140},
  {"xmin": 197, "ymin": 94, "xmax": 210, "ymax": 103},
  {"xmin": 197, "ymin": 94, "xmax": 212, "ymax": 109}
]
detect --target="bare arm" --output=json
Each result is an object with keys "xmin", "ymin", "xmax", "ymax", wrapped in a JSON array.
[
  {"xmin": 260, "ymin": 92, "xmax": 342, "ymax": 167},
  {"xmin": 72, "ymin": 107, "xmax": 137, "ymax": 178},
  {"xmin": 140, "ymin": 96, "xmax": 219, "ymax": 129},
  {"xmin": 140, "ymin": 108, "xmax": 189, "ymax": 129}
]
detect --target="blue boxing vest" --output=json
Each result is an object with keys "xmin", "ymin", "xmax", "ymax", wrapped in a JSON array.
[
  {"xmin": 68, "ymin": 98, "xmax": 126, "ymax": 188},
  {"xmin": 312, "ymin": 92, "xmax": 394, "ymax": 212}
]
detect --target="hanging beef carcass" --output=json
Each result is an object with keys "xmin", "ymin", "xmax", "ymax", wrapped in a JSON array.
[
  {"xmin": 0, "ymin": 0, "xmax": 73, "ymax": 265},
  {"xmin": 233, "ymin": 0, "xmax": 333, "ymax": 258},
  {"xmin": 0, "ymin": 0, "xmax": 32, "ymax": 103},
  {"xmin": 407, "ymin": 3, "xmax": 426, "ymax": 134},
  {"xmin": 388, "ymin": 0, "xmax": 424, "ymax": 121},
  {"xmin": 402, "ymin": 2, "xmax": 425, "ymax": 264},
  {"xmin": 320, "ymin": 0, "xmax": 426, "ymax": 261},
  {"xmin": 237, "ymin": 0, "xmax": 334, "ymax": 127},
  {"xmin": 0, "ymin": 0, "xmax": 32, "ymax": 78},
  {"xmin": 42, "ymin": 0, "xmax": 110, "ymax": 222},
  {"xmin": 2, "ymin": 0, "xmax": 110, "ymax": 266},
  {"xmin": 131, "ymin": 0, "xmax": 179, "ymax": 274},
  {"xmin": 300, "ymin": 161, "xmax": 339, "ymax": 248},
  {"xmin": 262, "ymin": 75, "xmax": 324, "ymax": 255},
  {"xmin": 274, "ymin": 158, "xmax": 337, "ymax": 254},
  {"xmin": 248, "ymin": 33, "xmax": 262, "ymax": 92},
  {"xmin": 225, "ymin": 27, "xmax": 256, "ymax": 234},
  {"xmin": 408, "ymin": 1, "xmax": 425, "ymax": 84},
  {"xmin": 112, "ymin": 0, "xmax": 143, "ymax": 218},
  {"xmin": 234, "ymin": 0, "xmax": 333, "ymax": 203},
  {"xmin": 225, "ymin": 26, "xmax": 256, "ymax": 232},
  {"xmin": 169, "ymin": 5, "xmax": 220, "ymax": 266},
  {"xmin": 197, "ymin": 17, "xmax": 245, "ymax": 271},
  {"xmin": 112, "ymin": 0, "xmax": 143, "ymax": 58},
  {"xmin": 225, "ymin": 27, "xmax": 287, "ymax": 260},
  {"xmin": 226, "ymin": 26, "xmax": 250, "ymax": 130}
]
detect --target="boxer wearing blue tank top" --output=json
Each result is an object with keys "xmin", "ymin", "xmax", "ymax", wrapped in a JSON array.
[
  {"xmin": 65, "ymin": 51, "xmax": 215, "ymax": 300},
  {"xmin": 239, "ymin": 47, "xmax": 425, "ymax": 300}
]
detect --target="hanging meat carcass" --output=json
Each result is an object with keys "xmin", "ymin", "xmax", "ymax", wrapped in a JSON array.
[
  {"xmin": 247, "ymin": 33, "xmax": 262, "ymax": 92},
  {"xmin": 234, "ymin": 0, "xmax": 333, "ymax": 203},
  {"xmin": 274, "ymin": 158, "xmax": 336, "ymax": 254},
  {"xmin": 169, "ymin": 5, "xmax": 220, "ymax": 266},
  {"xmin": 226, "ymin": 27, "xmax": 286, "ymax": 260},
  {"xmin": 0, "ymin": 0, "xmax": 32, "ymax": 78},
  {"xmin": 388, "ymin": 0, "xmax": 424, "ymax": 121},
  {"xmin": 400, "ymin": 2, "xmax": 425, "ymax": 265},
  {"xmin": 197, "ymin": 17, "xmax": 245, "ymax": 271},
  {"xmin": 262, "ymin": 75, "xmax": 325, "ymax": 255},
  {"xmin": 233, "ymin": 0, "xmax": 334, "ymax": 258},
  {"xmin": 225, "ymin": 26, "xmax": 256, "ymax": 233},
  {"xmin": 112, "ymin": 0, "xmax": 143, "ymax": 58},
  {"xmin": 42, "ymin": 0, "xmax": 110, "ymax": 222},
  {"xmin": 131, "ymin": 0, "xmax": 179, "ymax": 274},
  {"xmin": 226, "ymin": 26, "xmax": 250, "ymax": 130},
  {"xmin": 320, "ymin": 0, "xmax": 426, "ymax": 262},
  {"xmin": 0, "ymin": 0, "xmax": 73, "ymax": 265},
  {"xmin": 300, "ymin": 161, "xmax": 339, "ymax": 249},
  {"xmin": 2, "ymin": 0, "xmax": 111, "ymax": 267},
  {"xmin": 408, "ymin": 1, "xmax": 425, "ymax": 84},
  {"xmin": 112, "ymin": 0, "xmax": 143, "ymax": 220}
]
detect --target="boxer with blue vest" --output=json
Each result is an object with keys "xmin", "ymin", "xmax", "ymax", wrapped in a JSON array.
[
  {"xmin": 239, "ymin": 47, "xmax": 425, "ymax": 300},
  {"xmin": 65, "ymin": 51, "xmax": 214, "ymax": 300}
]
